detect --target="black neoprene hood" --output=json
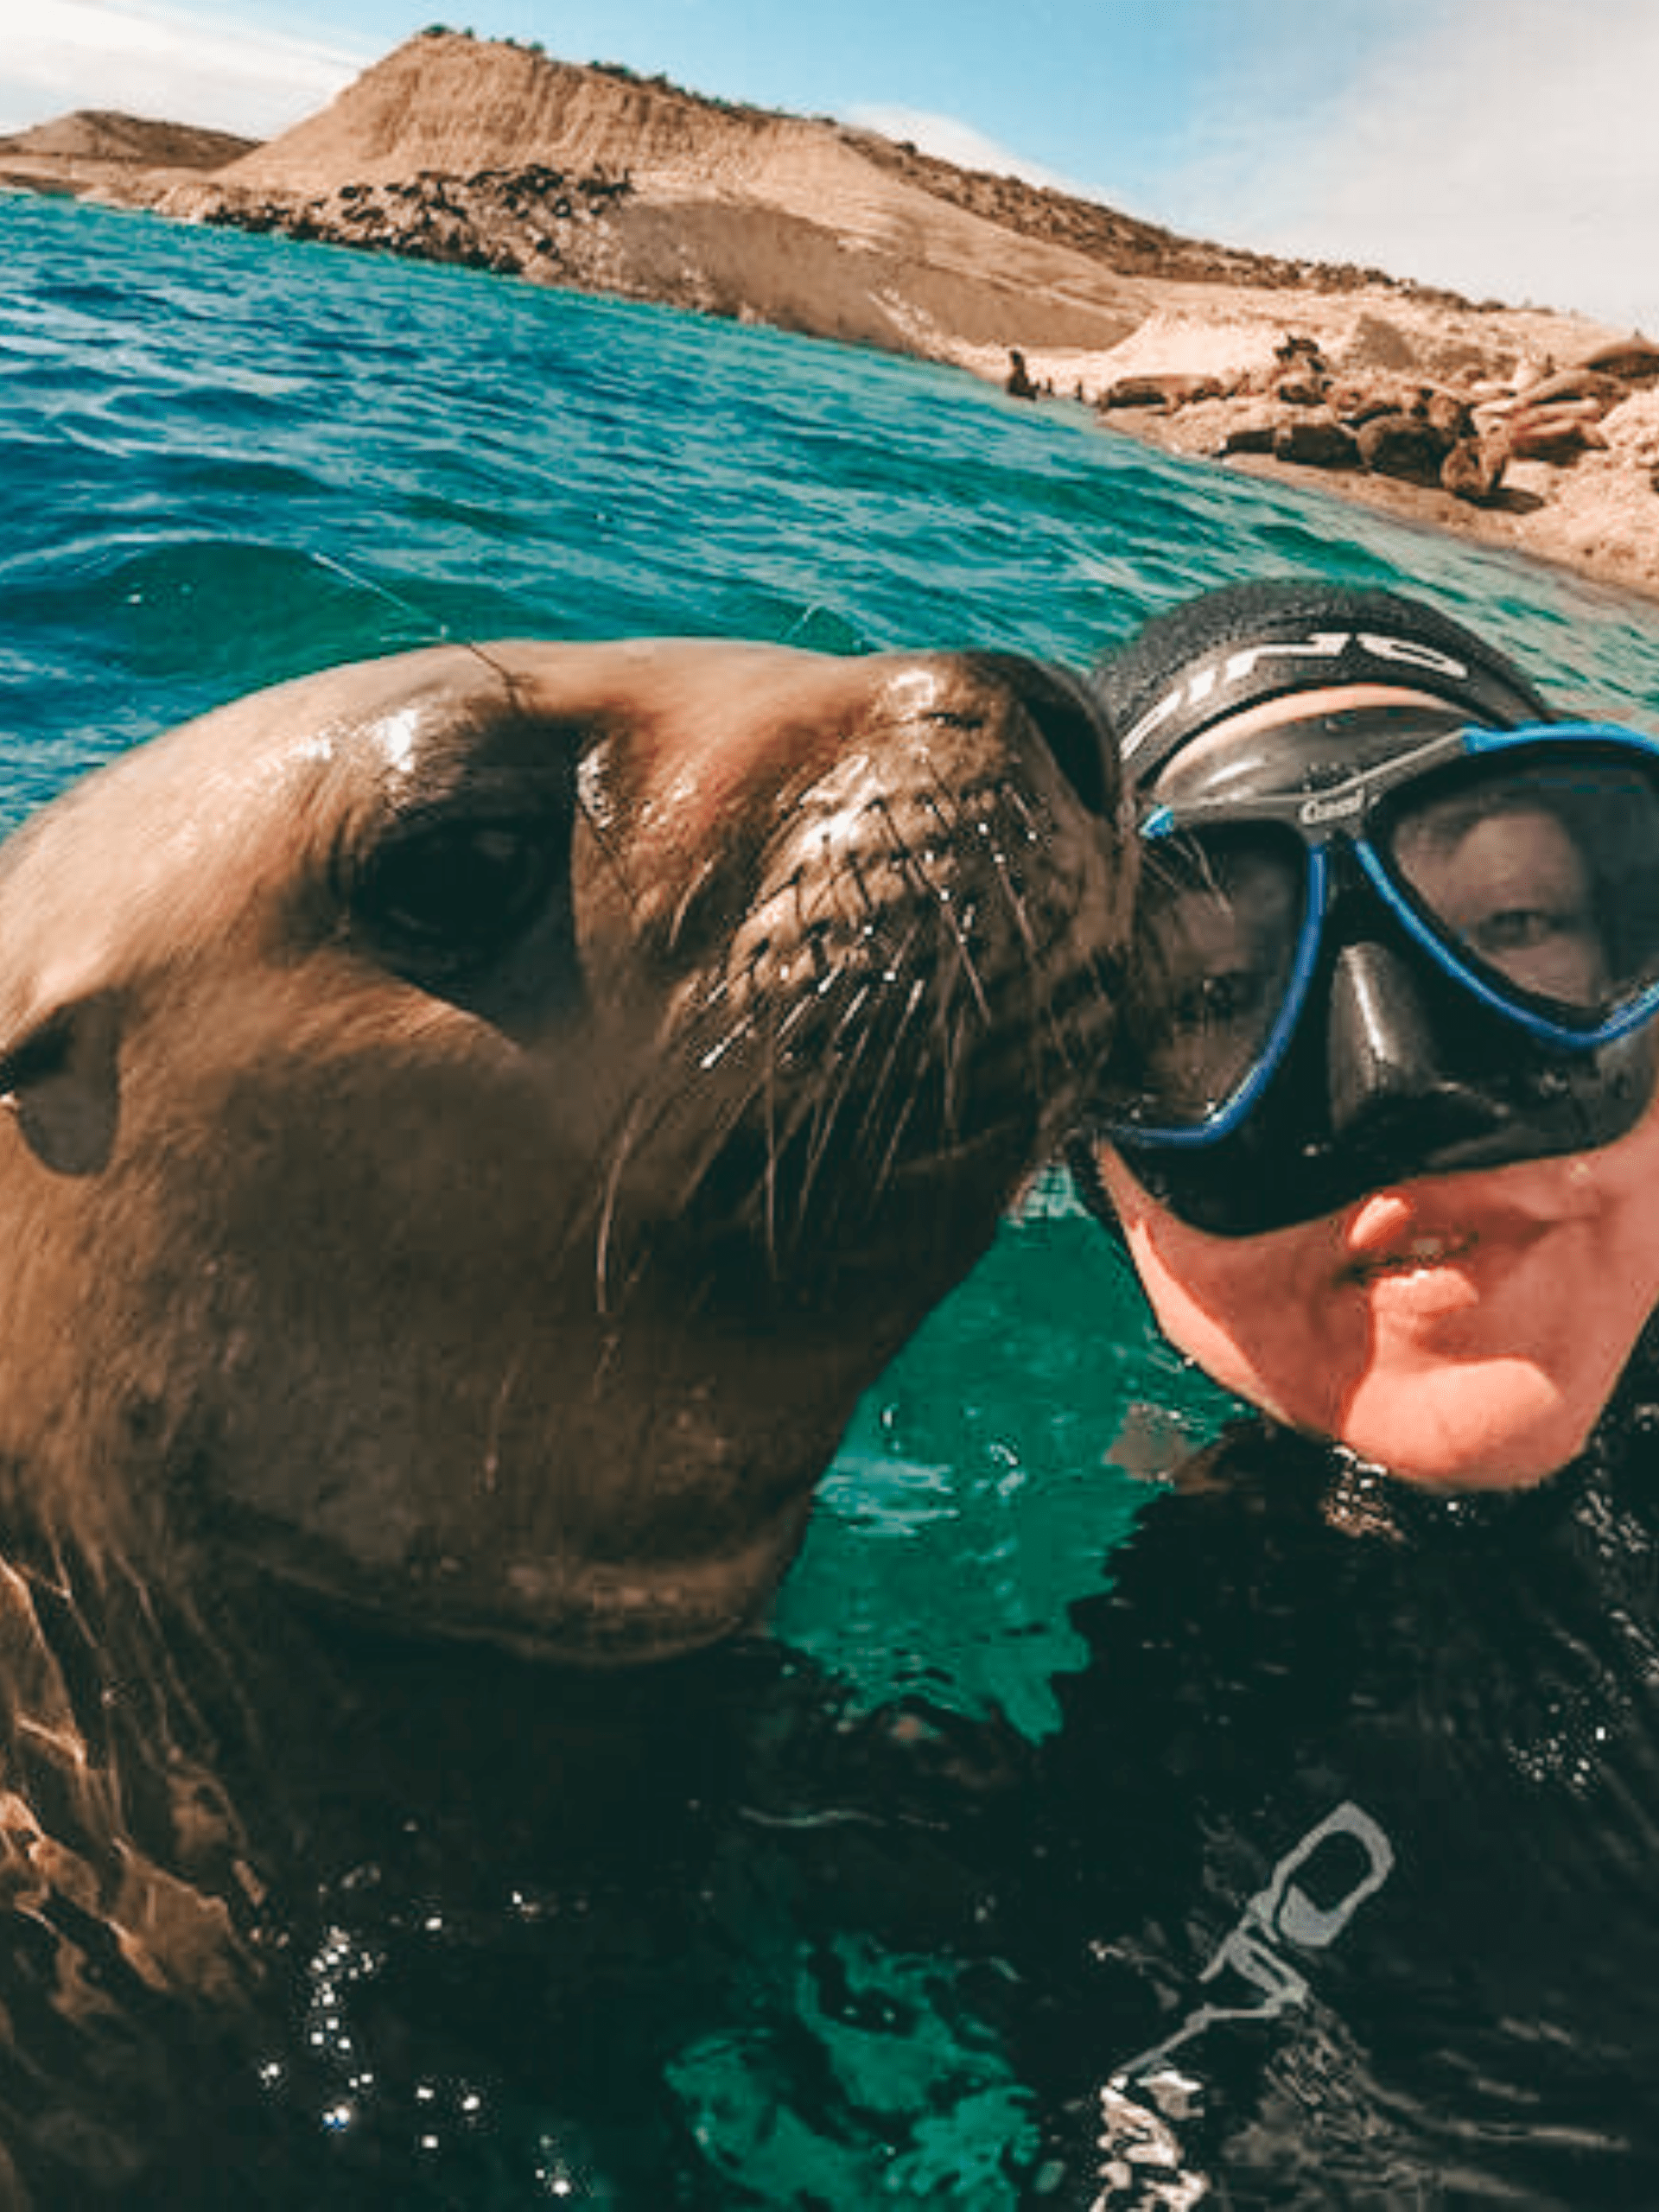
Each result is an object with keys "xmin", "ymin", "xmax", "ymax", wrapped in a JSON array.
[{"xmin": 1093, "ymin": 577, "xmax": 1553, "ymax": 791}]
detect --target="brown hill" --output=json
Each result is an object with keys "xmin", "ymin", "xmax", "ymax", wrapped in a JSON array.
[
  {"xmin": 168, "ymin": 31, "xmax": 1163, "ymax": 353},
  {"xmin": 219, "ymin": 40, "xmax": 830, "ymax": 193},
  {"xmin": 0, "ymin": 110, "xmax": 253, "ymax": 167},
  {"xmin": 0, "ymin": 108, "xmax": 255, "ymax": 194}
]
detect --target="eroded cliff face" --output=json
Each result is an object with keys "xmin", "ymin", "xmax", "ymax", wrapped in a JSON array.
[
  {"xmin": 219, "ymin": 37, "xmax": 836, "ymax": 197},
  {"xmin": 100, "ymin": 33, "xmax": 1161, "ymax": 357}
]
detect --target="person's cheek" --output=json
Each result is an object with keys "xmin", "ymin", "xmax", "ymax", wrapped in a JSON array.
[{"xmin": 1103, "ymin": 1153, "xmax": 1354, "ymax": 1431}]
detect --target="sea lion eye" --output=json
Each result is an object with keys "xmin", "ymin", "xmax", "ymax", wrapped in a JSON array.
[{"xmin": 352, "ymin": 818, "xmax": 563, "ymax": 970}]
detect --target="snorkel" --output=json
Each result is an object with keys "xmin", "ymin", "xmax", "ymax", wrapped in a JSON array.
[{"xmin": 1080, "ymin": 581, "xmax": 1659, "ymax": 1239}]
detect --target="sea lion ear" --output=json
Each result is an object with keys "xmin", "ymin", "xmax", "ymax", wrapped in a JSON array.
[{"xmin": 0, "ymin": 992, "xmax": 123, "ymax": 1176}]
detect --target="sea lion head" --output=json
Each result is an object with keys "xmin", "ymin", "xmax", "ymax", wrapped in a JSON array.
[{"xmin": 0, "ymin": 639, "xmax": 1128, "ymax": 1662}]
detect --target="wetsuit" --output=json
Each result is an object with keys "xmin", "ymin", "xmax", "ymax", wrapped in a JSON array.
[{"xmin": 1006, "ymin": 1354, "xmax": 1659, "ymax": 2207}]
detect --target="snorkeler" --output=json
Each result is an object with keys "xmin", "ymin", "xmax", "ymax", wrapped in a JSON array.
[
  {"xmin": 1072, "ymin": 576, "xmax": 1659, "ymax": 1490},
  {"xmin": 988, "ymin": 579, "xmax": 1659, "ymax": 2207}
]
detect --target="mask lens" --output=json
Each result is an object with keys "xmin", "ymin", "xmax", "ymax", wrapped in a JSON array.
[
  {"xmin": 1122, "ymin": 826, "xmax": 1306, "ymax": 1128},
  {"xmin": 1382, "ymin": 750, "xmax": 1659, "ymax": 1025}
]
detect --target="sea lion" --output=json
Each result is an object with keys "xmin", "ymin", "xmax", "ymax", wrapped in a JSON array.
[
  {"xmin": 0, "ymin": 637, "xmax": 1127, "ymax": 1669},
  {"xmin": 0, "ymin": 634, "xmax": 1127, "ymax": 2200}
]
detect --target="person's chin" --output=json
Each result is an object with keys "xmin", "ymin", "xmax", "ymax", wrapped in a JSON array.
[{"xmin": 1321, "ymin": 1363, "xmax": 1594, "ymax": 1492}]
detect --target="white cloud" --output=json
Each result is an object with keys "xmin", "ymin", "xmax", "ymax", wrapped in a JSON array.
[
  {"xmin": 0, "ymin": 0, "xmax": 366, "ymax": 139},
  {"xmin": 1177, "ymin": 0, "xmax": 1659, "ymax": 332}
]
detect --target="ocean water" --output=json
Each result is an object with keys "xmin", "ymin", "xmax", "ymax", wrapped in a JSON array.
[{"xmin": 8, "ymin": 188, "xmax": 1659, "ymax": 2205}]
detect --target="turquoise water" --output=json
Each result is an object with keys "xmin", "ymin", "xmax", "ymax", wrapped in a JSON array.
[{"xmin": 9, "ymin": 189, "xmax": 1659, "ymax": 2202}]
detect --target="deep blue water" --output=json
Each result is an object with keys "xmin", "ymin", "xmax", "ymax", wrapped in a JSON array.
[{"xmin": 8, "ymin": 189, "xmax": 1659, "ymax": 2204}]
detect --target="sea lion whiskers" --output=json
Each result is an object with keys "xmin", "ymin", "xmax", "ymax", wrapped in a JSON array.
[
  {"xmin": 788, "ymin": 1012, "xmax": 884, "ymax": 1230},
  {"xmin": 478, "ymin": 1348, "xmax": 526, "ymax": 1494},
  {"xmin": 842, "ymin": 846, "xmax": 883, "ymax": 925},
  {"xmin": 879, "ymin": 786, "xmax": 995, "ymax": 1025},
  {"xmin": 936, "ymin": 768, "xmax": 1049, "ymax": 969},
  {"xmin": 722, "ymin": 889, "xmax": 950, "ymax": 1211},
  {"xmin": 603, "ymin": 894, "xmax": 946, "ymax": 1281},
  {"xmin": 859, "ymin": 974, "xmax": 939, "ymax": 1208},
  {"xmin": 704, "ymin": 990, "xmax": 905, "ymax": 1275},
  {"xmin": 590, "ymin": 1088, "xmax": 660, "ymax": 1317},
  {"xmin": 785, "ymin": 954, "xmax": 943, "ymax": 1217},
  {"xmin": 751, "ymin": 961, "xmax": 925, "ymax": 1257},
  {"xmin": 647, "ymin": 745, "xmax": 1102, "ymax": 1263},
  {"xmin": 658, "ymin": 844, "xmax": 728, "ymax": 961},
  {"xmin": 301, "ymin": 550, "xmax": 461, "ymax": 657},
  {"xmin": 684, "ymin": 982, "xmax": 862, "ymax": 1277},
  {"xmin": 898, "ymin": 763, "xmax": 1112, "ymax": 1106}
]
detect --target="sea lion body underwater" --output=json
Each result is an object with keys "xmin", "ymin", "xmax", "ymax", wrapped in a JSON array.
[{"xmin": 0, "ymin": 638, "xmax": 1128, "ymax": 1668}]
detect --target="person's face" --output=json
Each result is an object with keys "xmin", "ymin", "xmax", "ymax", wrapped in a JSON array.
[{"xmin": 1096, "ymin": 681, "xmax": 1659, "ymax": 1489}]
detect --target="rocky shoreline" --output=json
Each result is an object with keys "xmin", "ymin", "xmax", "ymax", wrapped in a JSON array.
[
  {"xmin": 157, "ymin": 162, "xmax": 635, "ymax": 283},
  {"xmin": 1097, "ymin": 332, "xmax": 1659, "ymax": 490},
  {"xmin": 8, "ymin": 31, "xmax": 1659, "ymax": 612},
  {"xmin": 954, "ymin": 307, "xmax": 1659, "ymax": 609}
]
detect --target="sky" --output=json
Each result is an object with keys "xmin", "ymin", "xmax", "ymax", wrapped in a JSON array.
[{"xmin": 4, "ymin": 0, "xmax": 1656, "ymax": 333}]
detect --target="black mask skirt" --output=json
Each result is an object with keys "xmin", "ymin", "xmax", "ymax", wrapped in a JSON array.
[{"xmin": 1099, "ymin": 938, "xmax": 1659, "ymax": 1240}]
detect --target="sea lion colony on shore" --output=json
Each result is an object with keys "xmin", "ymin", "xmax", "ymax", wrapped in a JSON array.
[
  {"xmin": 1092, "ymin": 330, "xmax": 1659, "ymax": 509},
  {"xmin": 0, "ymin": 637, "xmax": 1128, "ymax": 2198}
]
